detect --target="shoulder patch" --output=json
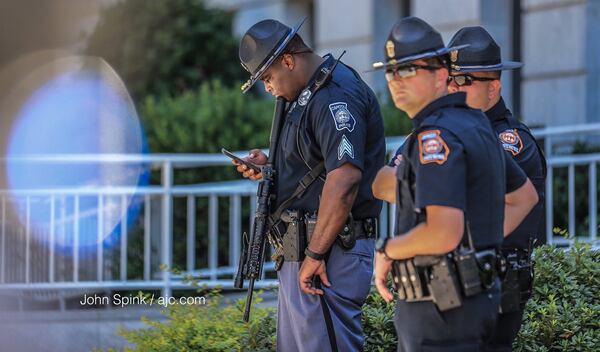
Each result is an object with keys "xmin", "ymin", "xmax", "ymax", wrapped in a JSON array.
[
  {"xmin": 498, "ymin": 129, "xmax": 523, "ymax": 156},
  {"xmin": 418, "ymin": 130, "xmax": 449, "ymax": 165},
  {"xmin": 329, "ymin": 102, "xmax": 356, "ymax": 132},
  {"xmin": 338, "ymin": 134, "xmax": 354, "ymax": 160}
]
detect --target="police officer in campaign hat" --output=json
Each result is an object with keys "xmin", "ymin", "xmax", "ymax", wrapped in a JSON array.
[
  {"xmin": 447, "ymin": 26, "xmax": 547, "ymax": 351},
  {"xmin": 371, "ymin": 17, "xmax": 539, "ymax": 350},
  {"xmin": 235, "ymin": 18, "xmax": 385, "ymax": 351}
]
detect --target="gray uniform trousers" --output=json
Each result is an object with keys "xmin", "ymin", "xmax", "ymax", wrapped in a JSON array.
[{"xmin": 276, "ymin": 239, "xmax": 374, "ymax": 352}]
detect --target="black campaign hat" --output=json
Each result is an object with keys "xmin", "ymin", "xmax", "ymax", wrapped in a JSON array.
[
  {"xmin": 239, "ymin": 18, "xmax": 306, "ymax": 93},
  {"xmin": 447, "ymin": 26, "xmax": 522, "ymax": 73},
  {"xmin": 372, "ymin": 16, "xmax": 468, "ymax": 71}
]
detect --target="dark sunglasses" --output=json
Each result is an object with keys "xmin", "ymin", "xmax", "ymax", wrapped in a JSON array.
[
  {"xmin": 385, "ymin": 64, "xmax": 443, "ymax": 81},
  {"xmin": 447, "ymin": 74, "xmax": 497, "ymax": 86}
]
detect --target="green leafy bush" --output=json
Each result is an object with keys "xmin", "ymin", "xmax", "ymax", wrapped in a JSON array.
[
  {"xmin": 514, "ymin": 241, "xmax": 600, "ymax": 351},
  {"xmin": 362, "ymin": 286, "xmax": 397, "ymax": 352},
  {"xmin": 140, "ymin": 80, "xmax": 273, "ymax": 155},
  {"xmin": 117, "ymin": 291, "xmax": 276, "ymax": 352}
]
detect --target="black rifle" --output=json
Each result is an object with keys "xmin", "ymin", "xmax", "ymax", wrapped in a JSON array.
[{"xmin": 234, "ymin": 97, "xmax": 287, "ymax": 322}]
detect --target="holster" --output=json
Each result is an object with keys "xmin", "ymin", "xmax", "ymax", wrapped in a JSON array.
[
  {"xmin": 393, "ymin": 255, "xmax": 463, "ymax": 311},
  {"xmin": 392, "ymin": 248, "xmax": 502, "ymax": 312},
  {"xmin": 280, "ymin": 210, "xmax": 309, "ymax": 262},
  {"xmin": 499, "ymin": 248, "xmax": 534, "ymax": 313}
]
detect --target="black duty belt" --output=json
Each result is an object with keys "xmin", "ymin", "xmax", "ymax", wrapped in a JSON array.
[
  {"xmin": 392, "ymin": 248, "xmax": 502, "ymax": 312},
  {"xmin": 276, "ymin": 212, "xmax": 378, "ymax": 240},
  {"xmin": 277, "ymin": 211, "xmax": 378, "ymax": 262}
]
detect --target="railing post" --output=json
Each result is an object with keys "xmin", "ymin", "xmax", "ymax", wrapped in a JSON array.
[
  {"xmin": 97, "ymin": 195, "xmax": 104, "ymax": 282},
  {"xmin": 161, "ymin": 161, "xmax": 173, "ymax": 299},
  {"xmin": 544, "ymin": 130, "xmax": 556, "ymax": 244},
  {"xmin": 590, "ymin": 163, "xmax": 597, "ymax": 241},
  {"xmin": 229, "ymin": 195, "xmax": 241, "ymax": 271},
  {"xmin": 186, "ymin": 195, "xmax": 196, "ymax": 273},
  {"xmin": 208, "ymin": 195, "xmax": 218, "ymax": 281},
  {"xmin": 568, "ymin": 164, "xmax": 576, "ymax": 237},
  {"xmin": 379, "ymin": 202, "xmax": 388, "ymax": 238},
  {"xmin": 25, "ymin": 196, "xmax": 30, "ymax": 283},
  {"xmin": 120, "ymin": 195, "xmax": 128, "ymax": 282},
  {"xmin": 74, "ymin": 195, "xmax": 79, "ymax": 282},
  {"xmin": 1, "ymin": 197, "xmax": 6, "ymax": 284},
  {"xmin": 144, "ymin": 195, "xmax": 151, "ymax": 281}
]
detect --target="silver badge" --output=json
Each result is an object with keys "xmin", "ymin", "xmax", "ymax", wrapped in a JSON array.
[{"xmin": 298, "ymin": 89, "xmax": 311, "ymax": 106}]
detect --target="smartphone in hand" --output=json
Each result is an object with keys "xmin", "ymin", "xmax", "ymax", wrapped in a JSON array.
[{"xmin": 221, "ymin": 148, "xmax": 262, "ymax": 174}]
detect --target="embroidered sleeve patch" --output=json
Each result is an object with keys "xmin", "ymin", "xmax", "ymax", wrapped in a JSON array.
[
  {"xmin": 338, "ymin": 134, "xmax": 355, "ymax": 160},
  {"xmin": 418, "ymin": 130, "xmax": 449, "ymax": 165},
  {"xmin": 329, "ymin": 102, "xmax": 356, "ymax": 132},
  {"xmin": 498, "ymin": 129, "xmax": 523, "ymax": 156}
]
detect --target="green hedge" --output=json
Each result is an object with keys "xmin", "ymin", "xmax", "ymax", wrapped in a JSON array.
[
  {"xmin": 514, "ymin": 240, "xmax": 600, "ymax": 351},
  {"xmin": 114, "ymin": 242, "xmax": 599, "ymax": 351},
  {"xmin": 113, "ymin": 291, "xmax": 275, "ymax": 352}
]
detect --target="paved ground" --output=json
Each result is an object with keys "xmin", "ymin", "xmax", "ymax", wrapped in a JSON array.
[{"xmin": 0, "ymin": 289, "xmax": 279, "ymax": 352}]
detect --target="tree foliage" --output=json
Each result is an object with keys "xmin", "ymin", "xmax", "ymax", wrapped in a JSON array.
[{"xmin": 86, "ymin": 0, "xmax": 245, "ymax": 100}]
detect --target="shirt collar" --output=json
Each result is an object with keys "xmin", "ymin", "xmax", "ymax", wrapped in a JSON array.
[
  {"xmin": 485, "ymin": 97, "xmax": 509, "ymax": 123},
  {"xmin": 296, "ymin": 54, "xmax": 334, "ymax": 100},
  {"xmin": 411, "ymin": 92, "xmax": 469, "ymax": 129}
]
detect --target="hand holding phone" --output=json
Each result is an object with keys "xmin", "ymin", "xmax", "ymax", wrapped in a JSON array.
[{"xmin": 222, "ymin": 148, "xmax": 262, "ymax": 174}]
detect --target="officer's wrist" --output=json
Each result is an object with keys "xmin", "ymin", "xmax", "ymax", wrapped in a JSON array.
[
  {"xmin": 375, "ymin": 237, "xmax": 393, "ymax": 261},
  {"xmin": 304, "ymin": 247, "xmax": 326, "ymax": 261}
]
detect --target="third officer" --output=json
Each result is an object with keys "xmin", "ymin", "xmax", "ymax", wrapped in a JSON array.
[{"xmin": 447, "ymin": 26, "xmax": 547, "ymax": 351}]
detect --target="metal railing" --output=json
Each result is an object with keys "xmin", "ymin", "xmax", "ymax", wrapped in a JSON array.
[{"xmin": 0, "ymin": 123, "xmax": 598, "ymax": 301}]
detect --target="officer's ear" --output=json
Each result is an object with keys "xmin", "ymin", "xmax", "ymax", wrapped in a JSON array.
[
  {"xmin": 488, "ymin": 79, "xmax": 501, "ymax": 101},
  {"xmin": 435, "ymin": 68, "xmax": 450, "ymax": 90},
  {"xmin": 280, "ymin": 53, "xmax": 295, "ymax": 71}
]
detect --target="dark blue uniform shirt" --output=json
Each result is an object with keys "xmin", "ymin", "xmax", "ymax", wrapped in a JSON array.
[
  {"xmin": 395, "ymin": 93, "xmax": 527, "ymax": 250},
  {"xmin": 274, "ymin": 54, "xmax": 385, "ymax": 219},
  {"xmin": 486, "ymin": 98, "xmax": 546, "ymax": 248}
]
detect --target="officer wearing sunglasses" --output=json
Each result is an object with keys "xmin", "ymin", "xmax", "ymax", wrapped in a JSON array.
[
  {"xmin": 371, "ymin": 17, "xmax": 539, "ymax": 351},
  {"xmin": 448, "ymin": 26, "xmax": 547, "ymax": 352}
]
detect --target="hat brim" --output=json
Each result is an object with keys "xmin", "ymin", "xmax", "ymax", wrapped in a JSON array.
[
  {"xmin": 370, "ymin": 44, "xmax": 469, "ymax": 71},
  {"xmin": 241, "ymin": 17, "xmax": 306, "ymax": 93},
  {"xmin": 451, "ymin": 60, "xmax": 523, "ymax": 73}
]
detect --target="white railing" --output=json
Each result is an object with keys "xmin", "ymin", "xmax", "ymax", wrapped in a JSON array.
[{"xmin": 0, "ymin": 123, "xmax": 598, "ymax": 301}]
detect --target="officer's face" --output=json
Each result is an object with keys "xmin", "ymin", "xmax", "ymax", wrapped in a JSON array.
[
  {"xmin": 387, "ymin": 60, "xmax": 448, "ymax": 117},
  {"xmin": 447, "ymin": 72, "xmax": 500, "ymax": 112},
  {"xmin": 260, "ymin": 55, "xmax": 299, "ymax": 101}
]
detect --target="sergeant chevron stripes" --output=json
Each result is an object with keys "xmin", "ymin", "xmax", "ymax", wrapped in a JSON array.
[{"xmin": 338, "ymin": 135, "xmax": 355, "ymax": 160}]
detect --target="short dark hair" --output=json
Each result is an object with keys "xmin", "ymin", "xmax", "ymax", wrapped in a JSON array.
[{"xmin": 282, "ymin": 34, "xmax": 312, "ymax": 55}]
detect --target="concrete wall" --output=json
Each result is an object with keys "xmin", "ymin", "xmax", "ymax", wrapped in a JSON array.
[
  {"xmin": 211, "ymin": 0, "xmax": 597, "ymax": 127},
  {"xmin": 521, "ymin": 0, "xmax": 588, "ymax": 126}
]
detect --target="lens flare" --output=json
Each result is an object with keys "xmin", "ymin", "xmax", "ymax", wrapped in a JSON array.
[{"xmin": 3, "ymin": 55, "xmax": 148, "ymax": 254}]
